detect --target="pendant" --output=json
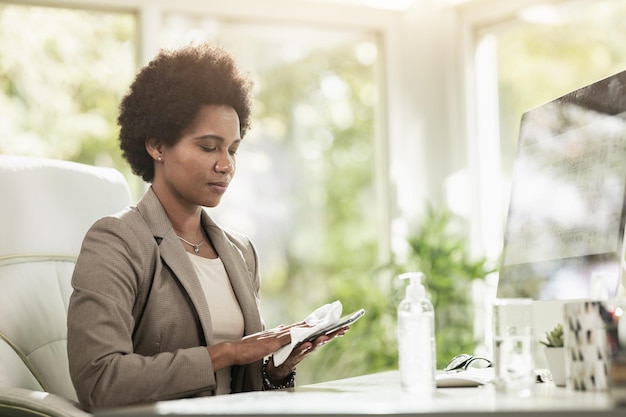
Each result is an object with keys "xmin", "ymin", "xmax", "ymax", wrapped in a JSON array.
[{"xmin": 193, "ymin": 246, "xmax": 200, "ymax": 254}]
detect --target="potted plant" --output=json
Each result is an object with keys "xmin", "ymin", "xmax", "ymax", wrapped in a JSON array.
[
  {"xmin": 390, "ymin": 206, "xmax": 496, "ymax": 368},
  {"xmin": 540, "ymin": 323, "xmax": 565, "ymax": 386}
]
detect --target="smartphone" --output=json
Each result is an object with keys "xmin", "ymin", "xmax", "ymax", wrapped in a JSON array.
[{"xmin": 301, "ymin": 308, "xmax": 365, "ymax": 343}]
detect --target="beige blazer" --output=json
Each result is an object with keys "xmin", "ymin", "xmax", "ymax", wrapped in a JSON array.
[{"xmin": 67, "ymin": 188, "xmax": 264, "ymax": 410}]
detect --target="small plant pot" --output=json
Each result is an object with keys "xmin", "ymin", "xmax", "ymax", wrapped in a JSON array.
[{"xmin": 544, "ymin": 347, "xmax": 566, "ymax": 387}]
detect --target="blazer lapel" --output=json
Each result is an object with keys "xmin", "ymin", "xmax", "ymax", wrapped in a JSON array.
[
  {"xmin": 137, "ymin": 188, "xmax": 215, "ymax": 345},
  {"xmin": 202, "ymin": 211, "xmax": 263, "ymax": 336}
]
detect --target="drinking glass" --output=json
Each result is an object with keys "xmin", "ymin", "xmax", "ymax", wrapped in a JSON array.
[{"xmin": 492, "ymin": 298, "xmax": 534, "ymax": 395}]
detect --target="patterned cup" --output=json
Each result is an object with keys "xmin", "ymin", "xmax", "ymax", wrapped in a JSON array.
[{"xmin": 564, "ymin": 301, "xmax": 612, "ymax": 391}]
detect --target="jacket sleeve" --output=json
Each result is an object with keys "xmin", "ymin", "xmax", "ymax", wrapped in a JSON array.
[{"xmin": 67, "ymin": 215, "xmax": 215, "ymax": 410}]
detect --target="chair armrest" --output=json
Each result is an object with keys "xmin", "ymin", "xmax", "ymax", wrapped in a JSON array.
[{"xmin": 0, "ymin": 387, "xmax": 90, "ymax": 417}]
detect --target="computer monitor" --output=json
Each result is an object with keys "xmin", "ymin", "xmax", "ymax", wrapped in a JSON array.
[{"xmin": 498, "ymin": 70, "xmax": 626, "ymax": 300}]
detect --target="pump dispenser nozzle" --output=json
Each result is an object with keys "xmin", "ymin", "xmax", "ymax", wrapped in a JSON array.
[{"xmin": 399, "ymin": 272, "xmax": 426, "ymax": 303}]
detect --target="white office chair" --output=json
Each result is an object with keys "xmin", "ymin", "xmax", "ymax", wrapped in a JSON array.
[{"xmin": 0, "ymin": 155, "xmax": 133, "ymax": 417}]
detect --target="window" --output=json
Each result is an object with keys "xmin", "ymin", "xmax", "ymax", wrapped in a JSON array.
[{"xmin": 0, "ymin": 3, "xmax": 138, "ymax": 191}]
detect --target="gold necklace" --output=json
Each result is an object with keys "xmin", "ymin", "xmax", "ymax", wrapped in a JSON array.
[{"xmin": 177, "ymin": 236, "xmax": 205, "ymax": 254}]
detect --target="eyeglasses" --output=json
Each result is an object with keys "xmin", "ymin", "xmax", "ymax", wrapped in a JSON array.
[{"xmin": 444, "ymin": 354, "xmax": 493, "ymax": 372}]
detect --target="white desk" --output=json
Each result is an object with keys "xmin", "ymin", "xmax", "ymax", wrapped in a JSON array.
[{"xmin": 95, "ymin": 370, "xmax": 621, "ymax": 417}]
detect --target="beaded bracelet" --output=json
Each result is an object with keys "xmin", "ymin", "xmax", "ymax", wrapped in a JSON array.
[{"xmin": 261, "ymin": 357, "xmax": 296, "ymax": 390}]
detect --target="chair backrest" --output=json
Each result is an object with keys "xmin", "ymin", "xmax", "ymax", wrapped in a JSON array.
[{"xmin": 0, "ymin": 155, "xmax": 133, "ymax": 402}]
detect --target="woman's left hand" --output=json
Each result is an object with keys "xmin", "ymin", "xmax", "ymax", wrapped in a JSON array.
[{"xmin": 264, "ymin": 326, "xmax": 349, "ymax": 382}]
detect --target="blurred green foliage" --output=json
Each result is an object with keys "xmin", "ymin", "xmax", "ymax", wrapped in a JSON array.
[
  {"xmin": 397, "ymin": 207, "xmax": 496, "ymax": 369},
  {"xmin": 250, "ymin": 42, "xmax": 382, "ymax": 383},
  {"xmin": 0, "ymin": 4, "xmax": 141, "ymax": 197}
]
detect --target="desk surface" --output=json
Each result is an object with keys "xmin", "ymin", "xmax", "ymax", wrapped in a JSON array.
[{"xmin": 95, "ymin": 370, "xmax": 621, "ymax": 417}]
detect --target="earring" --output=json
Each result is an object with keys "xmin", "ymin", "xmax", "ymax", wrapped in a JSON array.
[{"xmin": 157, "ymin": 156, "xmax": 163, "ymax": 162}]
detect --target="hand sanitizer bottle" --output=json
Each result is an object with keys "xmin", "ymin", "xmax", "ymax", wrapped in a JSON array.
[{"xmin": 397, "ymin": 272, "xmax": 436, "ymax": 394}]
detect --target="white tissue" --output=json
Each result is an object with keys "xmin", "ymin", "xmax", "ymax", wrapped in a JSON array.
[{"xmin": 272, "ymin": 300, "xmax": 343, "ymax": 366}]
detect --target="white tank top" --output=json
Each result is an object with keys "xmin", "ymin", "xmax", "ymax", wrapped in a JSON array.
[{"xmin": 187, "ymin": 253, "xmax": 244, "ymax": 395}]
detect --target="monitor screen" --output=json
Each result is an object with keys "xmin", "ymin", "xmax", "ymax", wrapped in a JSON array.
[{"xmin": 498, "ymin": 70, "xmax": 626, "ymax": 300}]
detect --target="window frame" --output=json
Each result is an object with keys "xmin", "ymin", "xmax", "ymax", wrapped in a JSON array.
[{"xmin": 455, "ymin": 0, "xmax": 566, "ymax": 261}]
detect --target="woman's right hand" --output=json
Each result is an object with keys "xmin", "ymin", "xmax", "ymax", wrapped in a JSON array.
[
  {"xmin": 232, "ymin": 327, "xmax": 292, "ymax": 365},
  {"xmin": 207, "ymin": 323, "xmax": 307, "ymax": 370}
]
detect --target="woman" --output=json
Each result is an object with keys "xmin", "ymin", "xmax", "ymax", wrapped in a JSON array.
[{"xmin": 67, "ymin": 43, "xmax": 344, "ymax": 410}]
